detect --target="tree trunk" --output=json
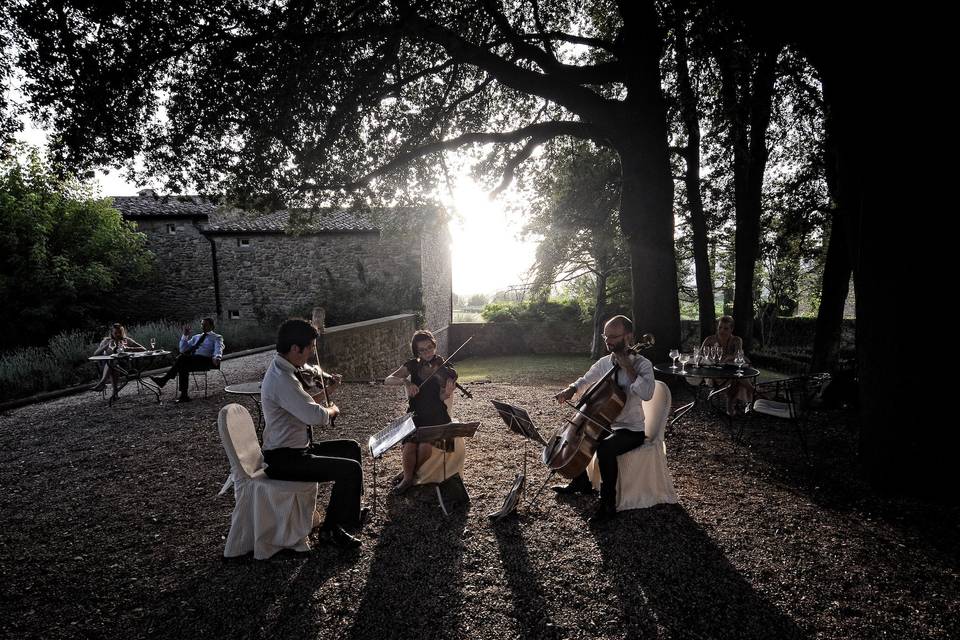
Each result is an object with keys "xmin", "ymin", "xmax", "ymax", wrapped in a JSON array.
[
  {"xmin": 614, "ymin": 0, "xmax": 680, "ymax": 363},
  {"xmin": 591, "ymin": 271, "xmax": 607, "ymax": 360},
  {"xmin": 674, "ymin": 13, "xmax": 716, "ymax": 342},
  {"xmin": 811, "ymin": 127, "xmax": 850, "ymax": 373},
  {"xmin": 723, "ymin": 47, "xmax": 778, "ymax": 353}
]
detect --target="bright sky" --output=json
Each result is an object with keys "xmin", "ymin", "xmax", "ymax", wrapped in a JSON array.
[
  {"xmin": 15, "ymin": 119, "xmax": 538, "ymax": 297},
  {"xmin": 444, "ymin": 179, "xmax": 538, "ymax": 297}
]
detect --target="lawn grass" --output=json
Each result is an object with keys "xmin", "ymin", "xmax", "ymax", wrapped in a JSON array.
[
  {"xmin": 455, "ymin": 353, "xmax": 594, "ymax": 386},
  {"xmin": 455, "ymin": 353, "xmax": 791, "ymax": 387}
]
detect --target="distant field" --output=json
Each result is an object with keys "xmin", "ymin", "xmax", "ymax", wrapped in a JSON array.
[{"xmin": 452, "ymin": 311, "xmax": 485, "ymax": 323}]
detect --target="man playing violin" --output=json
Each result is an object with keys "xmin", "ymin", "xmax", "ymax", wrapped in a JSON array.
[
  {"xmin": 553, "ymin": 315, "xmax": 655, "ymax": 524},
  {"xmin": 384, "ymin": 329, "xmax": 458, "ymax": 493},
  {"xmin": 260, "ymin": 318, "xmax": 366, "ymax": 549}
]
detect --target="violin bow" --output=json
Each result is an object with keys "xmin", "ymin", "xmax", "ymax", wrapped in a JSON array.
[
  {"xmin": 313, "ymin": 311, "xmax": 335, "ymax": 425},
  {"xmin": 417, "ymin": 336, "xmax": 473, "ymax": 390}
]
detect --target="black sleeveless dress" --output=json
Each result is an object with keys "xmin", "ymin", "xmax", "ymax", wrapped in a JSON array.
[
  {"xmin": 403, "ymin": 357, "xmax": 457, "ymax": 450},
  {"xmin": 404, "ymin": 357, "xmax": 456, "ymax": 426}
]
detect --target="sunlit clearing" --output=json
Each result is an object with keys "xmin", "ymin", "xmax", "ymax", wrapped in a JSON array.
[{"xmin": 447, "ymin": 178, "xmax": 538, "ymax": 297}]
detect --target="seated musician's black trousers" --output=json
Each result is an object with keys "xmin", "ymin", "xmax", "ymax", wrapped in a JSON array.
[
  {"xmin": 595, "ymin": 428, "xmax": 646, "ymax": 507},
  {"xmin": 263, "ymin": 440, "xmax": 363, "ymax": 528}
]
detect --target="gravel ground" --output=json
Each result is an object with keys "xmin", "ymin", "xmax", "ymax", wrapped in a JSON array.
[{"xmin": 1, "ymin": 350, "xmax": 957, "ymax": 640}]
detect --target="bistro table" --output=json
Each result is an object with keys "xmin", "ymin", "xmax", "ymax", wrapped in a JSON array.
[
  {"xmin": 88, "ymin": 350, "xmax": 172, "ymax": 405},
  {"xmin": 654, "ymin": 361, "xmax": 760, "ymax": 427},
  {"xmin": 224, "ymin": 382, "xmax": 264, "ymax": 435}
]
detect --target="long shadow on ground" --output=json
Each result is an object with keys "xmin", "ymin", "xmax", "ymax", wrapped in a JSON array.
[
  {"xmin": 346, "ymin": 487, "xmax": 468, "ymax": 640},
  {"xmin": 595, "ymin": 505, "xmax": 808, "ymax": 640}
]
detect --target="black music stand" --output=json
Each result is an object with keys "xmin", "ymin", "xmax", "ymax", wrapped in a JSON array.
[
  {"xmin": 489, "ymin": 400, "xmax": 547, "ymax": 521},
  {"xmin": 408, "ymin": 421, "xmax": 480, "ymax": 515},
  {"xmin": 367, "ymin": 413, "xmax": 416, "ymax": 520}
]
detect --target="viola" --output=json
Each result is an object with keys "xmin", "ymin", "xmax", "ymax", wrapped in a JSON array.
[
  {"xmin": 541, "ymin": 333, "xmax": 655, "ymax": 478},
  {"xmin": 296, "ymin": 361, "xmax": 341, "ymax": 426},
  {"xmin": 297, "ymin": 363, "xmax": 339, "ymax": 389}
]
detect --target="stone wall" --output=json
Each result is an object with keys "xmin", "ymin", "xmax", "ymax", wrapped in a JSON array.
[
  {"xmin": 419, "ymin": 221, "xmax": 452, "ymax": 355},
  {"xmin": 129, "ymin": 218, "xmax": 218, "ymax": 320},
  {"xmin": 211, "ymin": 231, "xmax": 422, "ymax": 327},
  {"xmin": 318, "ymin": 314, "xmax": 417, "ymax": 380},
  {"xmin": 449, "ymin": 321, "xmax": 593, "ymax": 357}
]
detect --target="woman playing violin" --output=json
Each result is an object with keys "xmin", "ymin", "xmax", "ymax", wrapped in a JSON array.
[{"xmin": 384, "ymin": 329, "xmax": 458, "ymax": 493}]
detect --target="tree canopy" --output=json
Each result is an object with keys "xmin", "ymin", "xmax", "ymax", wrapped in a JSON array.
[
  {"xmin": 9, "ymin": 0, "xmax": 680, "ymax": 356},
  {"xmin": 0, "ymin": 149, "xmax": 154, "ymax": 348}
]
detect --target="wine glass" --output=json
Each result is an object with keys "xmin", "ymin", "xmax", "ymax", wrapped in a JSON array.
[
  {"xmin": 679, "ymin": 352, "xmax": 690, "ymax": 373},
  {"xmin": 150, "ymin": 337, "xmax": 156, "ymax": 351},
  {"xmin": 734, "ymin": 349, "xmax": 745, "ymax": 376},
  {"xmin": 692, "ymin": 346, "xmax": 701, "ymax": 368},
  {"xmin": 669, "ymin": 348, "xmax": 680, "ymax": 369}
]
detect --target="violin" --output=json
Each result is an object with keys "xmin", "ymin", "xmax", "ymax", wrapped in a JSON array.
[
  {"xmin": 541, "ymin": 333, "xmax": 655, "ymax": 478},
  {"xmin": 297, "ymin": 363, "xmax": 340, "ymax": 389},
  {"xmin": 296, "ymin": 362, "xmax": 341, "ymax": 426},
  {"xmin": 417, "ymin": 355, "xmax": 473, "ymax": 399}
]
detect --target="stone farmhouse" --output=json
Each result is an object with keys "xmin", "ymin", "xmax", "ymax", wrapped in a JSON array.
[{"xmin": 112, "ymin": 190, "xmax": 452, "ymax": 351}]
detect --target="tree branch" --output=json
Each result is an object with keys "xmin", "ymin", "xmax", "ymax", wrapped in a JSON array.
[
  {"xmin": 343, "ymin": 120, "xmax": 598, "ymax": 189},
  {"xmin": 400, "ymin": 11, "xmax": 617, "ymax": 122}
]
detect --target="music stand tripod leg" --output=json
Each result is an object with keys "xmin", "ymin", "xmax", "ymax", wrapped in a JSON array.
[
  {"xmin": 526, "ymin": 470, "xmax": 556, "ymax": 512},
  {"xmin": 369, "ymin": 456, "xmax": 390, "ymax": 522}
]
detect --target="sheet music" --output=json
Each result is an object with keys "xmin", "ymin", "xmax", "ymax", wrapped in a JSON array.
[
  {"xmin": 368, "ymin": 413, "xmax": 416, "ymax": 458},
  {"xmin": 490, "ymin": 400, "xmax": 547, "ymax": 446}
]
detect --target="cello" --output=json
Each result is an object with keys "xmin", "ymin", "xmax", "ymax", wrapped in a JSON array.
[{"xmin": 541, "ymin": 334, "xmax": 655, "ymax": 478}]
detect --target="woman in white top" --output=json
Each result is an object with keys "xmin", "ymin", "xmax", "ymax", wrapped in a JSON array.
[
  {"xmin": 701, "ymin": 316, "xmax": 753, "ymax": 414},
  {"xmin": 91, "ymin": 323, "xmax": 145, "ymax": 393}
]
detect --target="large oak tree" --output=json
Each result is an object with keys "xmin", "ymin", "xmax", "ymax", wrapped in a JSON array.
[{"xmin": 11, "ymin": 0, "xmax": 680, "ymax": 359}]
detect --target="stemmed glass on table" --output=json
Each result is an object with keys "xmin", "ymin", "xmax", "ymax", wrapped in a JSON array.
[
  {"xmin": 669, "ymin": 348, "xmax": 680, "ymax": 369},
  {"xmin": 692, "ymin": 346, "xmax": 701, "ymax": 368},
  {"xmin": 150, "ymin": 337, "xmax": 156, "ymax": 351},
  {"xmin": 679, "ymin": 352, "xmax": 690, "ymax": 373},
  {"xmin": 734, "ymin": 349, "xmax": 745, "ymax": 376}
]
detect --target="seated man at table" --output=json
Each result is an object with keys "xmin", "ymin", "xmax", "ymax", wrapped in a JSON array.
[
  {"xmin": 151, "ymin": 317, "xmax": 224, "ymax": 402},
  {"xmin": 552, "ymin": 315, "xmax": 655, "ymax": 525}
]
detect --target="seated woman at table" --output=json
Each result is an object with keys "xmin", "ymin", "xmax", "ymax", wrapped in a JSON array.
[
  {"xmin": 90, "ymin": 323, "xmax": 145, "ymax": 393},
  {"xmin": 701, "ymin": 315, "xmax": 753, "ymax": 415},
  {"xmin": 383, "ymin": 329, "xmax": 458, "ymax": 493}
]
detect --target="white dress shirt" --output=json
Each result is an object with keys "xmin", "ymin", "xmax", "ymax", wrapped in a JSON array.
[
  {"xmin": 261, "ymin": 354, "xmax": 331, "ymax": 451},
  {"xmin": 179, "ymin": 332, "xmax": 224, "ymax": 359},
  {"xmin": 572, "ymin": 353, "xmax": 656, "ymax": 432}
]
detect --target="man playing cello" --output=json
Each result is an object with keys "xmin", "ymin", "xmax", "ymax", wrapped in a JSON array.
[{"xmin": 553, "ymin": 315, "xmax": 655, "ymax": 524}]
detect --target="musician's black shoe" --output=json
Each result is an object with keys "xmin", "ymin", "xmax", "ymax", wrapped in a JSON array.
[
  {"xmin": 588, "ymin": 502, "xmax": 617, "ymax": 525},
  {"xmin": 552, "ymin": 481, "xmax": 594, "ymax": 495},
  {"xmin": 150, "ymin": 376, "xmax": 168, "ymax": 388},
  {"xmin": 175, "ymin": 394, "xmax": 191, "ymax": 403},
  {"xmin": 319, "ymin": 525, "xmax": 361, "ymax": 549},
  {"xmin": 348, "ymin": 507, "xmax": 370, "ymax": 531}
]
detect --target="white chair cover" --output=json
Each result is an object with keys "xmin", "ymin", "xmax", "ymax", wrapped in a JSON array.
[
  {"xmin": 752, "ymin": 398, "xmax": 794, "ymax": 419},
  {"xmin": 413, "ymin": 436, "xmax": 466, "ymax": 485},
  {"xmin": 217, "ymin": 403, "xmax": 318, "ymax": 560},
  {"xmin": 587, "ymin": 381, "xmax": 679, "ymax": 511}
]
